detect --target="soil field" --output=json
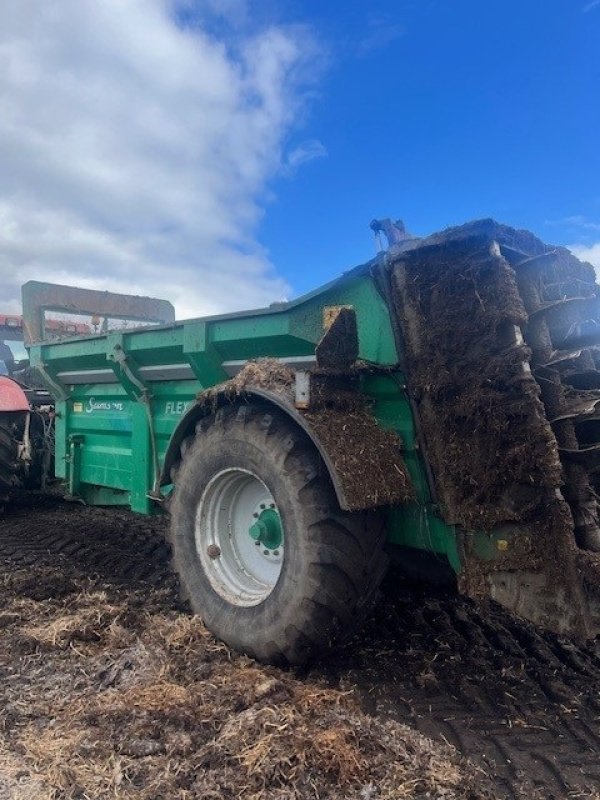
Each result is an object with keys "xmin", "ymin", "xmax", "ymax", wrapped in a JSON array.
[{"xmin": 1, "ymin": 495, "xmax": 600, "ymax": 799}]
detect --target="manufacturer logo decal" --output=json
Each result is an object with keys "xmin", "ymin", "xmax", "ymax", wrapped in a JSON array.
[{"xmin": 85, "ymin": 398, "xmax": 124, "ymax": 413}]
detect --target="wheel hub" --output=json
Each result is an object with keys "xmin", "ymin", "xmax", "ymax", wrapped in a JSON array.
[
  {"xmin": 195, "ymin": 468, "xmax": 285, "ymax": 606},
  {"xmin": 249, "ymin": 507, "xmax": 283, "ymax": 550}
]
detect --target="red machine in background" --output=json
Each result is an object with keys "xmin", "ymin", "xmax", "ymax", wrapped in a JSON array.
[
  {"xmin": 0, "ymin": 306, "xmax": 92, "ymax": 504},
  {"xmin": 0, "ymin": 369, "xmax": 54, "ymax": 507}
]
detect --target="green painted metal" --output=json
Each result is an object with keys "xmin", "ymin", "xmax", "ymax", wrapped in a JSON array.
[
  {"xmin": 183, "ymin": 321, "xmax": 228, "ymax": 387},
  {"xmin": 249, "ymin": 508, "xmax": 284, "ymax": 550},
  {"xmin": 28, "ymin": 260, "xmax": 465, "ymax": 575},
  {"xmin": 386, "ymin": 505, "xmax": 461, "ymax": 573},
  {"xmin": 358, "ymin": 372, "xmax": 460, "ymax": 569}
]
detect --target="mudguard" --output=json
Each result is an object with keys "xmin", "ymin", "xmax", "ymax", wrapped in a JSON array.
[
  {"xmin": 161, "ymin": 381, "xmax": 414, "ymax": 512},
  {"xmin": 0, "ymin": 376, "xmax": 29, "ymax": 412}
]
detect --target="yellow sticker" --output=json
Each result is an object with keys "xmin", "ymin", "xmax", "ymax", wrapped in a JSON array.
[
  {"xmin": 497, "ymin": 539, "xmax": 509, "ymax": 552},
  {"xmin": 73, "ymin": 402, "xmax": 83, "ymax": 413}
]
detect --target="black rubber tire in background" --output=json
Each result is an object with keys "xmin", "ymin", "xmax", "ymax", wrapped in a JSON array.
[
  {"xmin": 169, "ymin": 403, "xmax": 388, "ymax": 665},
  {"xmin": 0, "ymin": 414, "xmax": 22, "ymax": 508},
  {"xmin": 26, "ymin": 412, "xmax": 55, "ymax": 490}
]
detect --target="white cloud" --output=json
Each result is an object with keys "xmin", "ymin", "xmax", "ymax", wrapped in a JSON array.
[
  {"xmin": 547, "ymin": 215, "xmax": 600, "ymax": 232},
  {"xmin": 282, "ymin": 139, "xmax": 327, "ymax": 176},
  {"xmin": 584, "ymin": 0, "xmax": 600, "ymax": 12},
  {"xmin": 0, "ymin": 0, "xmax": 323, "ymax": 318},
  {"xmin": 357, "ymin": 16, "xmax": 404, "ymax": 57},
  {"xmin": 570, "ymin": 243, "xmax": 600, "ymax": 268}
]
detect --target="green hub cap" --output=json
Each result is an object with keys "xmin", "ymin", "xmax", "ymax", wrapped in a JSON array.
[{"xmin": 249, "ymin": 507, "xmax": 283, "ymax": 550}]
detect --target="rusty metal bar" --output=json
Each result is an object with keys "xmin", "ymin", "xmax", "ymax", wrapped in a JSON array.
[{"xmin": 21, "ymin": 281, "xmax": 175, "ymax": 344}]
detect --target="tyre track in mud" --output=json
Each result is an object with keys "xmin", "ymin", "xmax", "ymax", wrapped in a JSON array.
[
  {"xmin": 2, "ymin": 495, "xmax": 600, "ymax": 798},
  {"xmin": 0, "ymin": 493, "xmax": 173, "ymax": 587},
  {"xmin": 313, "ymin": 585, "xmax": 600, "ymax": 799}
]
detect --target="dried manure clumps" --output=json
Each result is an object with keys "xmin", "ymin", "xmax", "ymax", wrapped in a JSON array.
[
  {"xmin": 390, "ymin": 220, "xmax": 600, "ymax": 638},
  {"xmin": 302, "ymin": 378, "xmax": 415, "ymax": 510},
  {"xmin": 201, "ymin": 357, "xmax": 297, "ymax": 404},
  {"xmin": 392, "ymin": 222, "xmax": 567, "ymax": 530},
  {"xmin": 197, "ymin": 358, "xmax": 415, "ymax": 511},
  {"xmin": 0, "ymin": 564, "xmax": 493, "ymax": 800}
]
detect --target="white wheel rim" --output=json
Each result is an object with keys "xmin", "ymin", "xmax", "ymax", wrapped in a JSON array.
[{"xmin": 195, "ymin": 468, "xmax": 284, "ymax": 607}]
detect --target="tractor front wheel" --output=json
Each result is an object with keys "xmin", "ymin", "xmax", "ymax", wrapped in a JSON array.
[
  {"xmin": 0, "ymin": 414, "xmax": 23, "ymax": 509},
  {"xmin": 169, "ymin": 403, "xmax": 387, "ymax": 665}
]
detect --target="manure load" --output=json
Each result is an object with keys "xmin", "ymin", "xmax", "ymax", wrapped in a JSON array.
[{"xmin": 5, "ymin": 219, "xmax": 600, "ymax": 664}]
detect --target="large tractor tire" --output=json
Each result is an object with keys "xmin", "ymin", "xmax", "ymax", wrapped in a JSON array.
[
  {"xmin": 170, "ymin": 403, "xmax": 387, "ymax": 665},
  {"xmin": 0, "ymin": 414, "xmax": 22, "ymax": 508}
]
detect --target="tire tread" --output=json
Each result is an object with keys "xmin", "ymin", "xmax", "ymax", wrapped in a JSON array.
[
  {"xmin": 0, "ymin": 415, "xmax": 22, "ymax": 507},
  {"xmin": 169, "ymin": 402, "xmax": 388, "ymax": 664}
]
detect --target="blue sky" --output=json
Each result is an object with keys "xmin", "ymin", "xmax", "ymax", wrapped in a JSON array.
[
  {"xmin": 261, "ymin": 0, "xmax": 600, "ymax": 294},
  {"xmin": 1, "ymin": 1, "xmax": 598, "ymax": 317}
]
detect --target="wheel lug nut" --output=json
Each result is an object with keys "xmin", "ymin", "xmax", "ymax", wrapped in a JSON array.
[
  {"xmin": 207, "ymin": 544, "xmax": 221, "ymax": 559},
  {"xmin": 273, "ymin": 550, "xmax": 279, "ymax": 556},
  {"xmin": 270, "ymin": 503, "xmax": 275, "ymax": 508},
  {"xmin": 263, "ymin": 549, "xmax": 269, "ymax": 556},
  {"xmin": 260, "ymin": 503, "xmax": 266, "ymax": 509},
  {"xmin": 255, "ymin": 540, "xmax": 261, "ymax": 546},
  {"xmin": 253, "ymin": 512, "xmax": 259, "ymax": 518}
]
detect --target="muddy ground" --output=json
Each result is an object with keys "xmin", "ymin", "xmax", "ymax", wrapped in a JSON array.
[{"xmin": 1, "ymin": 496, "xmax": 600, "ymax": 799}]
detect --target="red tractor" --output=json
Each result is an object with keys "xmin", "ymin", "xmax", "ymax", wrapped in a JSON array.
[
  {"xmin": 0, "ymin": 313, "xmax": 59, "ymax": 506},
  {"xmin": 0, "ymin": 371, "xmax": 54, "ymax": 507}
]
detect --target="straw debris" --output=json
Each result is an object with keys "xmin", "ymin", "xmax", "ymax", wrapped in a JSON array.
[
  {"xmin": 200, "ymin": 358, "xmax": 295, "ymax": 406},
  {"xmin": 0, "ymin": 573, "xmax": 493, "ymax": 800},
  {"xmin": 197, "ymin": 358, "xmax": 414, "ymax": 510}
]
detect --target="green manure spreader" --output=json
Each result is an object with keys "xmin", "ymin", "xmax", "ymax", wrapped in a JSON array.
[{"xmin": 4, "ymin": 218, "xmax": 600, "ymax": 665}]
